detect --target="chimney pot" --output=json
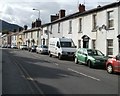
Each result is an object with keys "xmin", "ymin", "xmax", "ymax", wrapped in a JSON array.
[
  {"xmin": 35, "ymin": 19, "xmax": 41, "ymax": 27},
  {"xmin": 50, "ymin": 15, "xmax": 59, "ymax": 22},
  {"xmin": 24, "ymin": 25, "xmax": 28, "ymax": 30},
  {"xmin": 78, "ymin": 4, "xmax": 85, "ymax": 13},
  {"xmin": 59, "ymin": 9, "xmax": 65, "ymax": 18}
]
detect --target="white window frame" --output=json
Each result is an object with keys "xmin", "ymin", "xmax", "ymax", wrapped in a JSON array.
[
  {"xmin": 92, "ymin": 14, "xmax": 97, "ymax": 31},
  {"xmin": 107, "ymin": 39, "xmax": 113, "ymax": 56},
  {"xmin": 58, "ymin": 23, "xmax": 60, "ymax": 33},
  {"xmin": 107, "ymin": 11, "xmax": 114, "ymax": 29},
  {"xmin": 78, "ymin": 18, "xmax": 82, "ymax": 33},
  {"xmin": 69, "ymin": 20, "xmax": 72, "ymax": 34}
]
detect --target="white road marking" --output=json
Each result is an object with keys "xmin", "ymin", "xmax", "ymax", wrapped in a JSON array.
[
  {"xmin": 54, "ymin": 63, "xmax": 59, "ymax": 66},
  {"xmin": 68, "ymin": 68, "xmax": 100, "ymax": 81}
]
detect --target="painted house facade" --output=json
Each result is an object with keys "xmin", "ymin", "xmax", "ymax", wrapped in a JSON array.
[
  {"xmin": 41, "ymin": 2, "xmax": 120, "ymax": 56},
  {"xmin": 23, "ymin": 27, "xmax": 42, "ymax": 47},
  {"xmin": 11, "ymin": 32, "xmax": 18, "ymax": 46}
]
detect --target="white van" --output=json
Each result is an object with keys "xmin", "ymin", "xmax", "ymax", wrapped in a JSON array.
[{"xmin": 48, "ymin": 37, "xmax": 76, "ymax": 60}]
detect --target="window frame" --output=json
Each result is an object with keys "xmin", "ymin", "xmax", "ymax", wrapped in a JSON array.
[
  {"xmin": 107, "ymin": 39, "xmax": 113, "ymax": 56},
  {"xmin": 58, "ymin": 23, "xmax": 60, "ymax": 33},
  {"xmin": 68, "ymin": 20, "xmax": 72, "ymax": 34},
  {"xmin": 92, "ymin": 14, "xmax": 97, "ymax": 31},
  {"xmin": 107, "ymin": 11, "xmax": 114, "ymax": 29},
  {"xmin": 78, "ymin": 18, "xmax": 82, "ymax": 33}
]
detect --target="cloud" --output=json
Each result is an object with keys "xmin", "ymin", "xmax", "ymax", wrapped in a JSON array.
[{"xmin": 0, "ymin": 0, "xmax": 118, "ymax": 28}]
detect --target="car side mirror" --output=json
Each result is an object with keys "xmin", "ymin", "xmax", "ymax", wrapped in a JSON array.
[
  {"xmin": 84, "ymin": 53, "xmax": 87, "ymax": 56},
  {"xmin": 116, "ymin": 56, "xmax": 119, "ymax": 60},
  {"xmin": 57, "ymin": 45, "xmax": 60, "ymax": 48}
]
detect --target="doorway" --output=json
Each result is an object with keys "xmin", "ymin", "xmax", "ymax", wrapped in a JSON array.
[
  {"xmin": 82, "ymin": 35, "xmax": 90, "ymax": 48},
  {"xmin": 117, "ymin": 35, "xmax": 120, "ymax": 53},
  {"xmin": 83, "ymin": 41, "xmax": 89, "ymax": 48}
]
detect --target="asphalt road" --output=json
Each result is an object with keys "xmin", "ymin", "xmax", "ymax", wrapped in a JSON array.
[{"xmin": 2, "ymin": 48, "xmax": 120, "ymax": 95}]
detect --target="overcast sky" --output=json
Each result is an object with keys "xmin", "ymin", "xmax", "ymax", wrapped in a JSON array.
[{"xmin": 0, "ymin": 0, "xmax": 117, "ymax": 28}]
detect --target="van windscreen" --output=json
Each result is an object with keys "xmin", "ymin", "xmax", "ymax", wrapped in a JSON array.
[{"xmin": 60, "ymin": 42, "xmax": 72, "ymax": 47}]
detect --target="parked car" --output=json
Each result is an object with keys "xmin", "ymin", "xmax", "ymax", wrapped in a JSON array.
[
  {"xmin": 106, "ymin": 54, "xmax": 120, "ymax": 74},
  {"xmin": 75, "ymin": 48, "xmax": 108, "ymax": 68},
  {"xmin": 28, "ymin": 45, "xmax": 37, "ymax": 52},
  {"xmin": 2, "ymin": 45, "xmax": 7, "ymax": 48},
  {"xmin": 36, "ymin": 45, "xmax": 48, "ymax": 54},
  {"xmin": 20, "ymin": 45, "xmax": 28, "ymax": 50},
  {"xmin": 11, "ymin": 45, "xmax": 17, "ymax": 49},
  {"xmin": 7, "ymin": 44, "xmax": 11, "ymax": 48}
]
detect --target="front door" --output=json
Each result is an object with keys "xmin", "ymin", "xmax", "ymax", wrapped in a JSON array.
[
  {"xmin": 82, "ymin": 35, "xmax": 90, "ymax": 48},
  {"xmin": 83, "ymin": 41, "xmax": 89, "ymax": 48}
]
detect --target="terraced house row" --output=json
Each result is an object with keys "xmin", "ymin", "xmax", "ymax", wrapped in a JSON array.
[{"xmin": 1, "ymin": 1, "xmax": 120, "ymax": 57}]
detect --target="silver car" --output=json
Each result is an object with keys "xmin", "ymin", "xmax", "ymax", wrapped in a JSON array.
[
  {"xmin": 20, "ymin": 45, "xmax": 28, "ymax": 50},
  {"xmin": 36, "ymin": 45, "xmax": 48, "ymax": 54}
]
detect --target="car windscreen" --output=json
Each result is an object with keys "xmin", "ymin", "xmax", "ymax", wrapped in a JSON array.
[
  {"xmin": 23, "ymin": 45, "xmax": 27, "ymax": 46},
  {"xmin": 42, "ymin": 45, "xmax": 48, "ymax": 48},
  {"xmin": 87, "ymin": 49, "xmax": 104, "ymax": 56},
  {"xmin": 32, "ymin": 46, "xmax": 37, "ymax": 48}
]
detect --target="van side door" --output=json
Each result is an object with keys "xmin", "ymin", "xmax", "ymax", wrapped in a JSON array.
[{"xmin": 55, "ymin": 41, "xmax": 60, "ymax": 55}]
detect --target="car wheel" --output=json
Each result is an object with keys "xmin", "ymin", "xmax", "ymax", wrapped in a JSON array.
[
  {"xmin": 40, "ymin": 50, "xmax": 42, "ymax": 54},
  {"xmin": 107, "ymin": 64, "xmax": 113, "ymax": 74},
  {"xmin": 58, "ymin": 54, "xmax": 62, "ymax": 60},
  {"xmin": 88, "ymin": 60, "xmax": 93, "ymax": 68},
  {"xmin": 49, "ymin": 52, "xmax": 52, "ymax": 57},
  {"xmin": 36, "ymin": 50, "xmax": 38, "ymax": 54},
  {"xmin": 75, "ymin": 57, "xmax": 78, "ymax": 64}
]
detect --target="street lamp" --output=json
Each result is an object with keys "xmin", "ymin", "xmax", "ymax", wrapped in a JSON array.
[{"xmin": 33, "ymin": 8, "xmax": 40, "ymax": 19}]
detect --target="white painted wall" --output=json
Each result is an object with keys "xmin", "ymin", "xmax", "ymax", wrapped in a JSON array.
[{"xmin": 42, "ymin": 4, "xmax": 119, "ymax": 56}]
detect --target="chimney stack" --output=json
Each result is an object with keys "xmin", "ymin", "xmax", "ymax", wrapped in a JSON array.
[
  {"xmin": 18, "ymin": 27, "xmax": 23, "ymax": 32},
  {"xmin": 78, "ymin": 4, "xmax": 85, "ymax": 13},
  {"xmin": 50, "ymin": 14, "xmax": 59, "ymax": 22},
  {"xmin": 24, "ymin": 25, "xmax": 28, "ymax": 30},
  {"xmin": 32, "ymin": 22, "xmax": 35, "ymax": 28},
  {"xmin": 59, "ymin": 9, "xmax": 65, "ymax": 18},
  {"xmin": 35, "ymin": 19, "xmax": 41, "ymax": 27},
  {"xmin": 13, "ymin": 29, "xmax": 17, "ymax": 32}
]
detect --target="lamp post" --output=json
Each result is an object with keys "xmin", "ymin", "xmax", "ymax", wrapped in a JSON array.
[{"xmin": 33, "ymin": 8, "xmax": 40, "ymax": 19}]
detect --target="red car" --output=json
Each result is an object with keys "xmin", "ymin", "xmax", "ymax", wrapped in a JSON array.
[{"xmin": 106, "ymin": 54, "xmax": 120, "ymax": 74}]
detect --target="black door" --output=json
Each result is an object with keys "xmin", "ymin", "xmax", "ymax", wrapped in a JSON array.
[{"xmin": 82, "ymin": 35, "xmax": 90, "ymax": 48}]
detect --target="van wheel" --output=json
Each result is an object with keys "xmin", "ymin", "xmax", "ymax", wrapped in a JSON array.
[
  {"xmin": 40, "ymin": 50, "xmax": 42, "ymax": 54},
  {"xmin": 107, "ymin": 64, "xmax": 113, "ymax": 74},
  {"xmin": 58, "ymin": 54, "xmax": 62, "ymax": 60},
  {"xmin": 49, "ymin": 52, "xmax": 52, "ymax": 57},
  {"xmin": 75, "ymin": 57, "xmax": 78, "ymax": 64}
]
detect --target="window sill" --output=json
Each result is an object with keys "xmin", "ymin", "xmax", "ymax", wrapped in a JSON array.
[
  {"xmin": 68, "ymin": 32, "xmax": 72, "ymax": 34},
  {"xmin": 91, "ymin": 29, "xmax": 97, "ymax": 32},
  {"xmin": 78, "ymin": 31, "xmax": 82, "ymax": 33}
]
